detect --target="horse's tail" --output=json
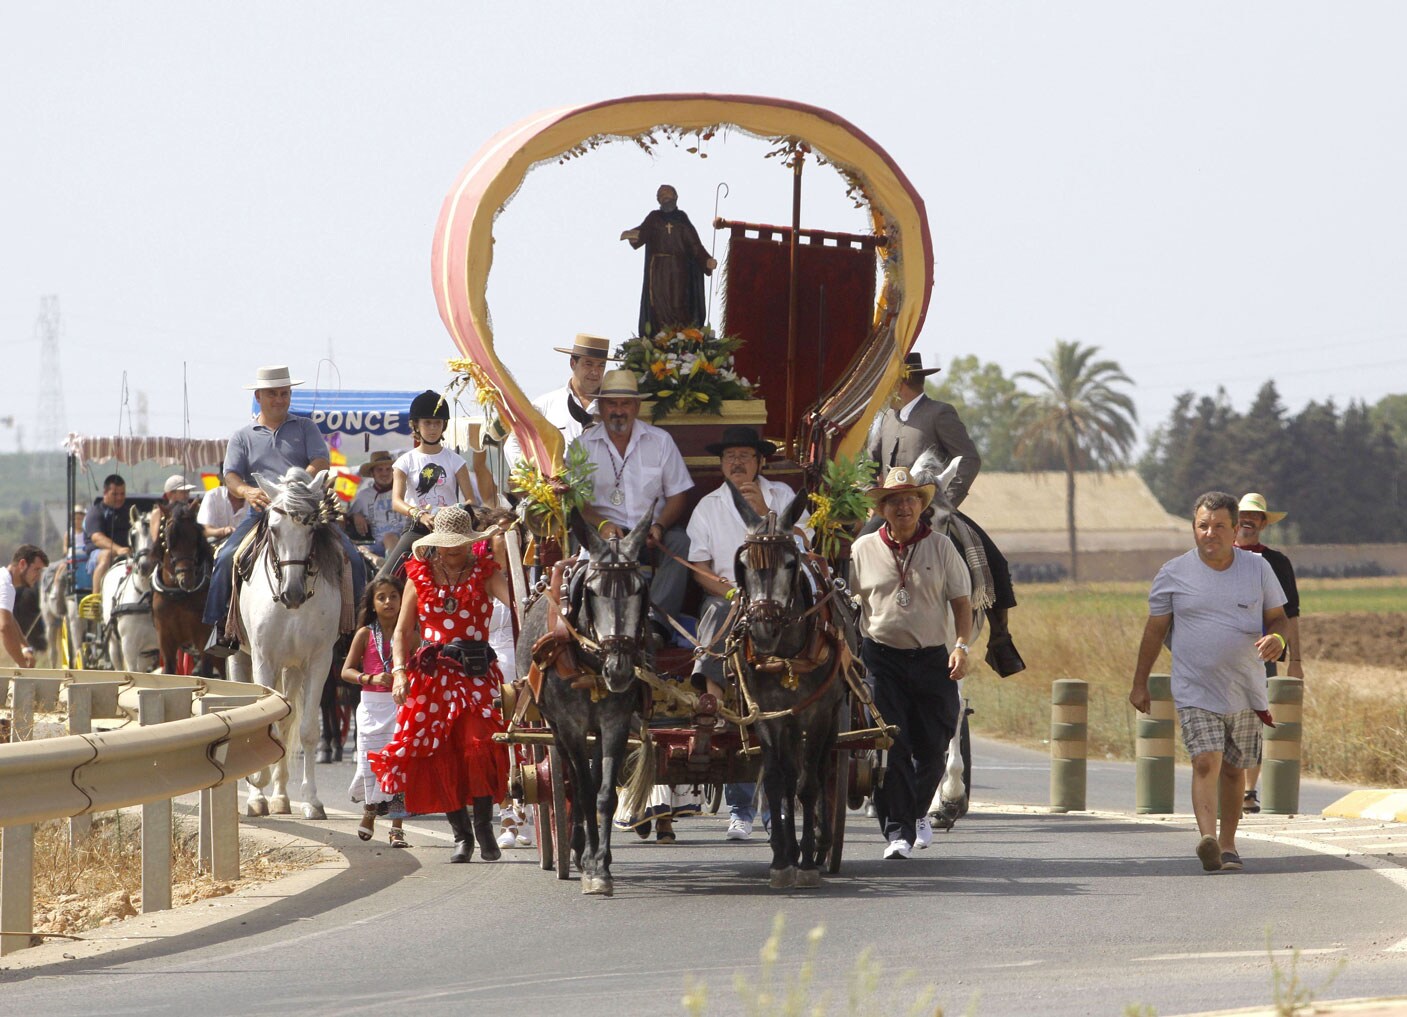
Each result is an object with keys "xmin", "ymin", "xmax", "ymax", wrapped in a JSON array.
[{"xmin": 618, "ymin": 727, "xmax": 657, "ymax": 820}]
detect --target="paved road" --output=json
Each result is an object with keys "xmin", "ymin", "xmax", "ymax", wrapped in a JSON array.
[{"xmin": 3, "ymin": 739, "xmax": 1405, "ymax": 1017}]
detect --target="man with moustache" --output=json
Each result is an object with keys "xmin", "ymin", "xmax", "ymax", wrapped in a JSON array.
[
  {"xmin": 685, "ymin": 425, "xmax": 809, "ymax": 841},
  {"xmin": 1129, "ymin": 491, "xmax": 1290, "ymax": 873},
  {"xmin": 504, "ymin": 334, "xmax": 616, "ymax": 465},
  {"xmin": 574, "ymin": 370, "xmax": 693, "ymax": 626}
]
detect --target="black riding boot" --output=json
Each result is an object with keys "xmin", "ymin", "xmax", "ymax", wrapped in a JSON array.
[
  {"xmin": 446, "ymin": 807, "xmax": 473, "ymax": 863},
  {"xmin": 983, "ymin": 607, "xmax": 1026, "ymax": 677},
  {"xmin": 472, "ymin": 796, "xmax": 501, "ymax": 861}
]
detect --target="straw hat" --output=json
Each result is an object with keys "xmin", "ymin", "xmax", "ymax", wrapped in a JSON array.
[
  {"xmin": 411, "ymin": 505, "xmax": 490, "ymax": 555},
  {"xmin": 243, "ymin": 365, "xmax": 304, "ymax": 390},
  {"xmin": 358, "ymin": 450, "xmax": 395, "ymax": 477},
  {"xmin": 1238, "ymin": 492, "xmax": 1287, "ymax": 526},
  {"xmin": 597, "ymin": 370, "xmax": 643, "ymax": 400},
  {"xmin": 866, "ymin": 466, "xmax": 936, "ymax": 510},
  {"xmin": 552, "ymin": 333, "xmax": 621, "ymax": 360}
]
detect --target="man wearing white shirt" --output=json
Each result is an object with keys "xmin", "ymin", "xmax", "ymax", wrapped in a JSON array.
[
  {"xmin": 197, "ymin": 482, "xmax": 249, "ymax": 542},
  {"xmin": 505, "ymin": 333, "xmax": 615, "ymax": 465},
  {"xmin": 574, "ymin": 370, "xmax": 693, "ymax": 624},
  {"xmin": 685, "ymin": 426, "xmax": 809, "ymax": 841},
  {"xmin": 1, "ymin": 545, "xmax": 48, "ymax": 668}
]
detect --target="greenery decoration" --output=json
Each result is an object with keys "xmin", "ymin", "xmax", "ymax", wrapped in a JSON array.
[
  {"xmin": 615, "ymin": 326, "xmax": 758, "ymax": 421},
  {"xmin": 807, "ymin": 452, "xmax": 877, "ymax": 560},
  {"xmin": 509, "ymin": 442, "xmax": 596, "ymax": 542}
]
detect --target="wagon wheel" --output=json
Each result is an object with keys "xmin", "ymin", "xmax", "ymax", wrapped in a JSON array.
[
  {"xmin": 547, "ymin": 745, "xmax": 572, "ymax": 880},
  {"xmin": 704, "ymin": 782, "xmax": 724, "ymax": 814},
  {"xmin": 532, "ymin": 746, "xmax": 555, "ymax": 872},
  {"xmin": 59, "ymin": 618, "xmax": 81, "ymax": 670},
  {"xmin": 825, "ymin": 698, "xmax": 852, "ymax": 874}
]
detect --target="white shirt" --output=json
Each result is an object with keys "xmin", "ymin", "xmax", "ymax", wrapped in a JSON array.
[
  {"xmin": 351, "ymin": 483, "xmax": 399, "ymax": 541},
  {"xmin": 197, "ymin": 487, "xmax": 250, "ymax": 531},
  {"xmin": 394, "ymin": 447, "xmax": 472, "ymax": 510},
  {"xmin": 505, "ymin": 382, "xmax": 594, "ymax": 465},
  {"xmin": 0, "ymin": 565, "xmax": 15, "ymax": 615},
  {"xmin": 687, "ymin": 476, "xmax": 812, "ymax": 584},
  {"xmin": 573, "ymin": 420, "xmax": 693, "ymax": 528},
  {"xmin": 897, "ymin": 393, "xmax": 924, "ymax": 423}
]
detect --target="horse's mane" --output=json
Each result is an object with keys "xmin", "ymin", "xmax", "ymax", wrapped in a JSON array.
[
  {"xmin": 165, "ymin": 501, "xmax": 212, "ymax": 563},
  {"xmin": 266, "ymin": 468, "xmax": 343, "ymax": 577},
  {"xmin": 910, "ymin": 446, "xmax": 958, "ymax": 515}
]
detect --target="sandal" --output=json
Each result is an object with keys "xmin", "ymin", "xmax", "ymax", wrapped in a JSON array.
[
  {"xmin": 388, "ymin": 827, "xmax": 409, "ymax": 848},
  {"xmin": 357, "ymin": 809, "xmax": 377, "ymax": 842}
]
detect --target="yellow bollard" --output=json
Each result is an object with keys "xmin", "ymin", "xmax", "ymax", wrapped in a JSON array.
[
  {"xmin": 1262, "ymin": 677, "xmax": 1303, "ymax": 815},
  {"xmin": 1136, "ymin": 673, "xmax": 1176, "ymax": 814},
  {"xmin": 1050, "ymin": 679, "xmax": 1088, "ymax": 813}
]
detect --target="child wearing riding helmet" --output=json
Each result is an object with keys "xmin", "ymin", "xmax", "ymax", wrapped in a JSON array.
[{"xmin": 380, "ymin": 389, "xmax": 496, "ymax": 579}]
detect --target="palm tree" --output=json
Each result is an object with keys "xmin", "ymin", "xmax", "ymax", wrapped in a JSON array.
[{"xmin": 1013, "ymin": 340, "xmax": 1138, "ymax": 581}]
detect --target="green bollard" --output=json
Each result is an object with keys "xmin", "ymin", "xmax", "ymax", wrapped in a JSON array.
[
  {"xmin": 1050, "ymin": 679, "xmax": 1088, "ymax": 813},
  {"xmin": 1262, "ymin": 677, "xmax": 1303, "ymax": 815},
  {"xmin": 1136, "ymin": 673, "xmax": 1175, "ymax": 814}
]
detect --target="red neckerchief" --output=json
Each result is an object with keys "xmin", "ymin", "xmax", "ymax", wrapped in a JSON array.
[
  {"xmin": 878, "ymin": 521, "xmax": 932, "ymax": 550},
  {"xmin": 1239, "ymin": 542, "xmax": 1267, "ymax": 554}
]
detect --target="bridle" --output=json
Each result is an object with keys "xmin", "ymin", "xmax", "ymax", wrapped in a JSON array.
[
  {"xmin": 150, "ymin": 511, "xmax": 211, "ymax": 595},
  {"xmin": 263, "ymin": 502, "xmax": 325, "ymax": 597},
  {"xmin": 579, "ymin": 550, "xmax": 649, "ymax": 661}
]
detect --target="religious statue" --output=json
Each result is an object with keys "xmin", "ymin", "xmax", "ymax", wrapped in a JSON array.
[{"xmin": 620, "ymin": 184, "xmax": 717, "ymax": 338}]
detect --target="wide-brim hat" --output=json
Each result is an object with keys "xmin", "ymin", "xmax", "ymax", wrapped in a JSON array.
[
  {"xmin": 705, "ymin": 425, "xmax": 778, "ymax": 458},
  {"xmin": 553, "ymin": 333, "xmax": 621, "ymax": 361},
  {"xmin": 412, "ymin": 505, "xmax": 490, "ymax": 555},
  {"xmin": 597, "ymin": 369, "xmax": 643, "ymax": 400},
  {"xmin": 243, "ymin": 365, "xmax": 304, "ymax": 390},
  {"xmin": 163, "ymin": 474, "xmax": 198, "ymax": 494},
  {"xmin": 1238, "ymin": 492, "xmax": 1287, "ymax": 526},
  {"xmin": 902, "ymin": 351, "xmax": 941, "ymax": 380},
  {"xmin": 866, "ymin": 466, "xmax": 936, "ymax": 510},
  {"xmin": 358, "ymin": 450, "xmax": 395, "ymax": 477}
]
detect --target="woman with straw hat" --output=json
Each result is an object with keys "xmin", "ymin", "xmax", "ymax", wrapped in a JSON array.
[{"xmin": 370, "ymin": 506, "xmax": 511, "ymax": 863}]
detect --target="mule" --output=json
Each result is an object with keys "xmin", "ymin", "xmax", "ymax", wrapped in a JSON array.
[
  {"xmin": 143, "ymin": 500, "xmax": 216, "ymax": 675},
  {"xmin": 227, "ymin": 468, "xmax": 345, "ymax": 820},
  {"xmin": 516, "ymin": 510, "xmax": 653, "ymax": 896},
  {"xmin": 729, "ymin": 484, "xmax": 856, "ymax": 888}
]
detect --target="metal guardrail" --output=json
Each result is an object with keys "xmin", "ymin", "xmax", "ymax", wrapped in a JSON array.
[{"xmin": 0, "ymin": 667, "xmax": 290, "ymax": 955}]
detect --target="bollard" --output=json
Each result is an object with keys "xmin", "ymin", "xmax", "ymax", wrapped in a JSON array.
[
  {"xmin": 1262, "ymin": 677, "xmax": 1303, "ymax": 815},
  {"xmin": 1136, "ymin": 673, "xmax": 1176, "ymax": 814},
  {"xmin": 1050, "ymin": 679, "xmax": 1088, "ymax": 813}
]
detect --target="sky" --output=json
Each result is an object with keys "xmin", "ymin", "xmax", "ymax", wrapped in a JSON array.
[{"xmin": 3, "ymin": 1, "xmax": 1406, "ymax": 457}]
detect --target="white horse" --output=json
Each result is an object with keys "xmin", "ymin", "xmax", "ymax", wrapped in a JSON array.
[{"xmin": 228, "ymin": 468, "xmax": 344, "ymax": 820}]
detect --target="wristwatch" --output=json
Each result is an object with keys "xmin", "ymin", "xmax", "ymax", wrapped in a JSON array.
[{"xmin": 953, "ymin": 641, "xmax": 970, "ymax": 654}]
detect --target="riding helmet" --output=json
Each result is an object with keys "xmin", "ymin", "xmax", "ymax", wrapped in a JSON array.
[{"xmin": 409, "ymin": 389, "xmax": 450, "ymax": 421}]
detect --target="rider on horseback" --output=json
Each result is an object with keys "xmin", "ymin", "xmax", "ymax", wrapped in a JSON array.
[{"xmin": 203, "ymin": 365, "xmax": 367, "ymax": 654}]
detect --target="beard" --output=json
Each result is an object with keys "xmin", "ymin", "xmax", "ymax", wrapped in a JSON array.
[{"xmin": 605, "ymin": 414, "xmax": 633, "ymax": 436}]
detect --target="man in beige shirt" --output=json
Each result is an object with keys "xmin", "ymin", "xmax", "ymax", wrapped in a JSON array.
[{"xmin": 851, "ymin": 466, "xmax": 972, "ymax": 860}]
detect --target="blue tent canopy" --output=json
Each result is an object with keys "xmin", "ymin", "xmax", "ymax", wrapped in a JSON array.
[{"xmin": 249, "ymin": 390, "xmax": 420, "ymax": 438}]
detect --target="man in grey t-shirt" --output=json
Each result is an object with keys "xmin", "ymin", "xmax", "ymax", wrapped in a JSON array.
[{"xmin": 1129, "ymin": 491, "xmax": 1289, "ymax": 874}]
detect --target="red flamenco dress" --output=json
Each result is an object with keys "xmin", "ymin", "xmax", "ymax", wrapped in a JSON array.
[{"xmin": 370, "ymin": 555, "xmax": 509, "ymax": 814}]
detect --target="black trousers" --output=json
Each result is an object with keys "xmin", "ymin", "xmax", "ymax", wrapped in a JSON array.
[{"xmin": 863, "ymin": 638, "xmax": 960, "ymax": 844}]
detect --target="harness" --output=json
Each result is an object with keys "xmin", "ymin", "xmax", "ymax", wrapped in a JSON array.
[{"xmin": 149, "ymin": 513, "xmax": 212, "ymax": 598}]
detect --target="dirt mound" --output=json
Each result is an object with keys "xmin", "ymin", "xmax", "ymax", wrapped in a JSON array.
[{"xmin": 1302, "ymin": 613, "xmax": 1406, "ymax": 669}]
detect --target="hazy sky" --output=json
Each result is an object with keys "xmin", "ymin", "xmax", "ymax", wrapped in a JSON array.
[{"xmin": 3, "ymin": 2, "xmax": 1405, "ymax": 456}]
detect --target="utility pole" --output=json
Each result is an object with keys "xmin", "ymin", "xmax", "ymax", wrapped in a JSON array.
[
  {"xmin": 35, "ymin": 296, "xmax": 68, "ymax": 467},
  {"xmin": 137, "ymin": 390, "xmax": 149, "ymax": 435}
]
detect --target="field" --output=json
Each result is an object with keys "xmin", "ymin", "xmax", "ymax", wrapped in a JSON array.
[{"xmin": 968, "ymin": 577, "xmax": 1407, "ymax": 788}]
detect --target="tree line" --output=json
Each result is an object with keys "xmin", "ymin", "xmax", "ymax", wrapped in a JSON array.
[{"xmin": 931, "ymin": 352, "xmax": 1407, "ymax": 546}]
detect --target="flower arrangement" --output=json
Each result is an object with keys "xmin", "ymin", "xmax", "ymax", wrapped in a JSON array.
[
  {"xmin": 807, "ymin": 453, "xmax": 878, "ymax": 561},
  {"xmin": 509, "ymin": 442, "xmax": 596, "ymax": 544},
  {"xmin": 615, "ymin": 326, "xmax": 758, "ymax": 422}
]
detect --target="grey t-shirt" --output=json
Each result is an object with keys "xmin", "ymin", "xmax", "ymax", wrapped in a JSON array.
[
  {"xmin": 1149, "ymin": 547, "xmax": 1288, "ymax": 714},
  {"xmin": 224, "ymin": 415, "xmax": 329, "ymax": 487}
]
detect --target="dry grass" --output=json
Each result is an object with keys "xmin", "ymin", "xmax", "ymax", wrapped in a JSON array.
[
  {"xmin": 3, "ymin": 813, "xmax": 313, "ymax": 940},
  {"xmin": 967, "ymin": 578, "xmax": 1407, "ymax": 788}
]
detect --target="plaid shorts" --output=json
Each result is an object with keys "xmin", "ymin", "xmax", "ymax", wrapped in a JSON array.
[{"xmin": 1177, "ymin": 707, "xmax": 1262, "ymax": 768}]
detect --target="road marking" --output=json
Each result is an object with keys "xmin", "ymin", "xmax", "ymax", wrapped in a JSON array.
[
  {"xmin": 1134, "ymin": 948, "xmax": 1344, "ymax": 962},
  {"xmin": 1386, "ymin": 937, "xmax": 1407, "ymax": 953}
]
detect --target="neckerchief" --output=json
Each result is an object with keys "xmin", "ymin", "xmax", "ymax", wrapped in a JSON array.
[{"xmin": 878, "ymin": 521, "xmax": 932, "ymax": 551}]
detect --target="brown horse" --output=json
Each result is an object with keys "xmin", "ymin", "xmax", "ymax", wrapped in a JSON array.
[{"xmin": 143, "ymin": 500, "xmax": 218, "ymax": 675}]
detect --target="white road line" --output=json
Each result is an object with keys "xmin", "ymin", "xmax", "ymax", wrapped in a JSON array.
[
  {"xmin": 1134, "ymin": 948, "xmax": 1345, "ymax": 962},
  {"xmin": 1386, "ymin": 937, "xmax": 1407, "ymax": 953}
]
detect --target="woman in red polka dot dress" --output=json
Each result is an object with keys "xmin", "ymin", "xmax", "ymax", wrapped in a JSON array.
[{"xmin": 370, "ymin": 506, "xmax": 511, "ymax": 863}]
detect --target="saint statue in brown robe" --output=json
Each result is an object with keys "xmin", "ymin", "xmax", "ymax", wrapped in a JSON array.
[{"xmin": 620, "ymin": 184, "xmax": 717, "ymax": 338}]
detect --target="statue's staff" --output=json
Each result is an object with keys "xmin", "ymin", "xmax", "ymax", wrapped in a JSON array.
[{"xmin": 707, "ymin": 181, "xmax": 729, "ymax": 326}]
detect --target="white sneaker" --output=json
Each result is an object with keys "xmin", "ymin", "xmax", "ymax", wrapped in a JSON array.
[
  {"xmin": 883, "ymin": 838, "xmax": 912, "ymax": 860},
  {"xmin": 864, "ymin": 800, "xmax": 876, "ymax": 818},
  {"xmin": 497, "ymin": 827, "xmax": 519, "ymax": 850},
  {"xmin": 915, "ymin": 817, "xmax": 933, "ymax": 849},
  {"xmin": 515, "ymin": 826, "xmax": 535, "ymax": 848},
  {"xmin": 726, "ymin": 818, "xmax": 753, "ymax": 841}
]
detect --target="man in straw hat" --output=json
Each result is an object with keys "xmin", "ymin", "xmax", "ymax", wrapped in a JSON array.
[
  {"xmin": 686, "ymin": 424, "xmax": 810, "ymax": 841},
  {"xmin": 504, "ymin": 333, "xmax": 617, "ymax": 465},
  {"xmin": 851, "ymin": 466, "xmax": 973, "ymax": 860},
  {"xmin": 867, "ymin": 350, "xmax": 1024, "ymax": 677},
  {"xmin": 1233, "ymin": 491, "xmax": 1302, "ymax": 814},
  {"xmin": 1129, "ymin": 492, "xmax": 1290, "ymax": 873},
  {"xmin": 351, "ymin": 450, "xmax": 400, "ymax": 556},
  {"xmin": 574, "ymin": 368, "xmax": 694, "ymax": 626},
  {"xmin": 202, "ymin": 365, "xmax": 366, "ymax": 653}
]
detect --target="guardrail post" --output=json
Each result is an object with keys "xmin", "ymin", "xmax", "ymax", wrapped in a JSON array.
[
  {"xmin": 138, "ymin": 688, "xmax": 192, "ymax": 914},
  {"xmin": 1136, "ymin": 673, "xmax": 1176, "ymax": 814},
  {"xmin": 2, "ymin": 676, "xmax": 44, "ymax": 955},
  {"xmin": 1050, "ymin": 679, "xmax": 1088, "ymax": 813},
  {"xmin": 1262, "ymin": 677, "xmax": 1303, "ymax": 815},
  {"xmin": 66, "ymin": 684, "xmax": 94, "ymax": 845},
  {"xmin": 197, "ymin": 695, "xmax": 257, "ymax": 881}
]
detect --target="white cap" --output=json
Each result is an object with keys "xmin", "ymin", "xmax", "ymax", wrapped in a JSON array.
[{"xmin": 164, "ymin": 475, "xmax": 199, "ymax": 494}]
